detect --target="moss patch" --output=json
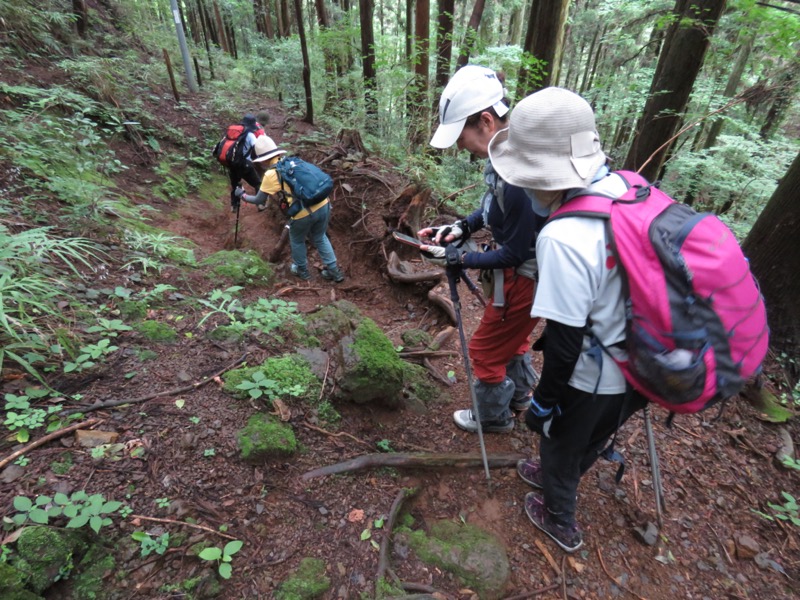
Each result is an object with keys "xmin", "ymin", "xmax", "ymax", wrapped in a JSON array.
[
  {"xmin": 304, "ymin": 300, "xmax": 362, "ymax": 346},
  {"xmin": 222, "ymin": 354, "xmax": 320, "ymax": 402},
  {"xmin": 70, "ymin": 544, "xmax": 115, "ymax": 600},
  {"xmin": 200, "ymin": 250, "xmax": 273, "ymax": 286},
  {"xmin": 14, "ymin": 526, "xmax": 87, "ymax": 594},
  {"xmin": 406, "ymin": 520, "xmax": 509, "ymax": 599},
  {"xmin": 401, "ymin": 328, "xmax": 432, "ymax": 348},
  {"xmin": 206, "ymin": 325, "xmax": 244, "ymax": 344},
  {"xmin": 402, "ymin": 362, "xmax": 442, "ymax": 410},
  {"xmin": 237, "ymin": 413, "xmax": 297, "ymax": 462},
  {"xmin": 117, "ymin": 299, "xmax": 148, "ymax": 321},
  {"xmin": 274, "ymin": 557, "xmax": 330, "ymax": 600},
  {"xmin": 134, "ymin": 320, "xmax": 177, "ymax": 343}
]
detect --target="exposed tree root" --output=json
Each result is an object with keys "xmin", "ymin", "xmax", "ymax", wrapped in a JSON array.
[
  {"xmin": 301, "ymin": 452, "xmax": 525, "ymax": 481},
  {"xmin": 386, "ymin": 251, "xmax": 443, "ymax": 284},
  {"xmin": 376, "ymin": 487, "xmax": 419, "ymax": 584},
  {"xmin": 0, "ymin": 418, "xmax": 101, "ymax": 470}
]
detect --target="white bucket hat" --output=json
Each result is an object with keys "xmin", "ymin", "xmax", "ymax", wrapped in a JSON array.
[
  {"xmin": 430, "ymin": 65, "xmax": 509, "ymax": 149},
  {"xmin": 252, "ymin": 135, "xmax": 286, "ymax": 162},
  {"xmin": 488, "ymin": 87, "xmax": 606, "ymax": 191}
]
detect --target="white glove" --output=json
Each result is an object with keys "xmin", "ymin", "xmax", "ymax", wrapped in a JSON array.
[
  {"xmin": 420, "ymin": 245, "xmax": 446, "ymax": 266},
  {"xmin": 434, "ymin": 221, "xmax": 466, "ymax": 244}
]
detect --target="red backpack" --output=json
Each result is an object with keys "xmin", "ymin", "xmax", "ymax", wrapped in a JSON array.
[
  {"xmin": 212, "ymin": 124, "xmax": 265, "ymax": 167},
  {"xmin": 549, "ymin": 170, "xmax": 769, "ymax": 414}
]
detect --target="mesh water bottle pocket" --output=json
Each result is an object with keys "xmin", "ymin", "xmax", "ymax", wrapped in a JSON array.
[{"xmin": 628, "ymin": 324, "xmax": 709, "ymax": 405}]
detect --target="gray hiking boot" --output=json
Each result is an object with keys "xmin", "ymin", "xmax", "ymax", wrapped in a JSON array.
[
  {"xmin": 453, "ymin": 409, "xmax": 514, "ymax": 433},
  {"xmin": 510, "ymin": 393, "xmax": 533, "ymax": 412},
  {"xmin": 516, "ymin": 458, "xmax": 543, "ymax": 489},
  {"xmin": 290, "ymin": 264, "xmax": 311, "ymax": 281},
  {"xmin": 524, "ymin": 492, "xmax": 583, "ymax": 553},
  {"xmin": 321, "ymin": 266, "xmax": 344, "ymax": 283}
]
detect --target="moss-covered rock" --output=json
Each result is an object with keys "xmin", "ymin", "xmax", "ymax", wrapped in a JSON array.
[
  {"xmin": 274, "ymin": 557, "xmax": 330, "ymax": 600},
  {"xmin": 304, "ymin": 300, "xmax": 362, "ymax": 347},
  {"xmin": 402, "ymin": 362, "xmax": 443, "ymax": 412},
  {"xmin": 405, "ymin": 520, "xmax": 509, "ymax": 600},
  {"xmin": 400, "ymin": 328, "xmax": 432, "ymax": 348},
  {"xmin": 0, "ymin": 562, "xmax": 33, "ymax": 598},
  {"xmin": 134, "ymin": 320, "xmax": 177, "ymax": 343},
  {"xmin": 206, "ymin": 325, "xmax": 244, "ymax": 344},
  {"xmin": 14, "ymin": 526, "xmax": 87, "ymax": 594},
  {"xmin": 69, "ymin": 544, "xmax": 115, "ymax": 600},
  {"xmin": 237, "ymin": 413, "xmax": 297, "ymax": 462},
  {"xmin": 222, "ymin": 354, "xmax": 320, "ymax": 403},
  {"xmin": 336, "ymin": 318, "xmax": 405, "ymax": 407},
  {"xmin": 200, "ymin": 250, "xmax": 274, "ymax": 286}
]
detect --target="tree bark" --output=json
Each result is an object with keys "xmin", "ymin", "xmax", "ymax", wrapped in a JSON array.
[
  {"xmin": 623, "ymin": 0, "xmax": 727, "ymax": 182},
  {"xmin": 359, "ymin": 0, "xmax": 378, "ymax": 130},
  {"xmin": 294, "ymin": 0, "xmax": 314, "ymax": 123},
  {"xmin": 314, "ymin": 0, "xmax": 330, "ymax": 26},
  {"xmin": 409, "ymin": 0, "xmax": 430, "ymax": 145},
  {"xmin": 73, "ymin": 0, "xmax": 88, "ymax": 37},
  {"xmin": 742, "ymin": 151, "xmax": 800, "ymax": 357},
  {"xmin": 517, "ymin": 0, "xmax": 570, "ymax": 97},
  {"xmin": 212, "ymin": 0, "xmax": 230, "ymax": 53},
  {"xmin": 455, "ymin": 0, "xmax": 485, "ymax": 68},
  {"xmin": 434, "ymin": 0, "xmax": 455, "ymax": 90}
]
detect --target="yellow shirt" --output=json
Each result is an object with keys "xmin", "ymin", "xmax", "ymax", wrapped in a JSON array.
[{"xmin": 259, "ymin": 157, "xmax": 329, "ymax": 220}]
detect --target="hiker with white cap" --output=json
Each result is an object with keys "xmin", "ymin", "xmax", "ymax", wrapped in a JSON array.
[
  {"xmin": 239, "ymin": 136, "xmax": 344, "ymax": 282},
  {"xmin": 417, "ymin": 65, "xmax": 546, "ymax": 435},
  {"xmin": 488, "ymin": 87, "xmax": 647, "ymax": 553}
]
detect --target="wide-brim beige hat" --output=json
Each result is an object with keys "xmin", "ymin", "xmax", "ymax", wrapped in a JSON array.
[
  {"xmin": 252, "ymin": 135, "xmax": 287, "ymax": 162},
  {"xmin": 488, "ymin": 87, "xmax": 606, "ymax": 191}
]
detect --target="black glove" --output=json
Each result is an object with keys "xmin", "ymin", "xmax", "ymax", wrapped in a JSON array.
[
  {"xmin": 434, "ymin": 219, "xmax": 470, "ymax": 244},
  {"xmin": 524, "ymin": 396, "xmax": 561, "ymax": 439}
]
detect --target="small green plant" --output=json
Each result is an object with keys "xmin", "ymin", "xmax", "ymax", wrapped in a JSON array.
[
  {"xmin": 3, "ymin": 390, "xmax": 62, "ymax": 442},
  {"xmin": 203, "ymin": 448, "xmax": 216, "ymax": 457},
  {"xmin": 86, "ymin": 318, "xmax": 133, "ymax": 337},
  {"xmin": 14, "ymin": 455, "xmax": 29, "ymax": 466},
  {"xmin": 132, "ymin": 531, "xmax": 170, "ymax": 557},
  {"xmin": 63, "ymin": 338, "xmax": 118, "ymax": 373},
  {"xmin": 7, "ymin": 491, "xmax": 122, "ymax": 533},
  {"xmin": 155, "ymin": 497, "xmax": 171, "ymax": 509},
  {"xmin": 376, "ymin": 439, "xmax": 394, "ymax": 453},
  {"xmin": 236, "ymin": 371, "xmax": 282, "ymax": 400},
  {"xmin": 198, "ymin": 540, "xmax": 243, "ymax": 579},
  {"xmin": 189, "ymin": 416, "xmax": 201, "ymax": 424},
  {"xmin": 754, "ymin": 492, "xmax": 800, "ymax": 528}
]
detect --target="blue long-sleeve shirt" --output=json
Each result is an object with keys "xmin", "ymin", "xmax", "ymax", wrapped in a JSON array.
[{"xmin": 461, "ymin": 174, "xmax": 546, "ymax": 271}]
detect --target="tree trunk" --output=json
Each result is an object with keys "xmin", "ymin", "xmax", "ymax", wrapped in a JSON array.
[
  {"xmin": 406, "ymin": 0, "xmax": 413, "ymax": 67},
  {"xmin": 294, "ymin": 0, "xmax": 314, "ymax": 123},
  {"xmin": 455, "ymin": 0, "xmax": 485, "ymax": 68},
  {"xmin": 508, "ymin": 5, "xmax": 523, "ymax": 47},
  {"xmin": 759, "ymin": 51, "xmax": 799, "ymax": 140},
  {"xmin": 315, "ymin": 0, "xmax": 331, "ymax": 26},
  {"xmin": 742, "ymin": 151, "xmax": 800, "ymax": 356},
  {"xmin": 73, "ymin": 0, "xmax": 88, "ymax": 37},
  {"xmin": 281, "ymin": 0, "xmax": 292, "ymax": 34},
  {"xmin": 517, "ymin": 0, "xmax": 570, "ymax": 98},
  {"xmin": 212, "ymin": 0, "xmax": 230, "ymax": 52},
  {"xmin": 410, "ymin": 0, "xmax": 430, "ymax": 146},
  {"xmin": 435, "ymin": 0, "xmax": 455, "ymax": 90},
  {"xmin": 359, "ymin": 0, "xmax": 378, "ymax": 130},
  {"xmin": 623, "ymin": 0, "xmax": 727, "ymax": 182}
]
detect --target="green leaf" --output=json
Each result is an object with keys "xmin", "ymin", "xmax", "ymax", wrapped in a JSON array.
[
  {"xmin": 16, "ymin": 429, "xmax": 29, "ymax": 443},
  {"xmin": 89, "ymin": 515, "xmax": 103, "ymax": 533},
  {"xmin": 29, "ymin": 508, "xmax": 49, "ymax": 524},
  {"xmin": 35, "ymin": 495, "xmax": 52, "ymax": 506},
  {"xmin": 12, "ymin": 514, "xmax": 27, "ymax": 525},
  {"xmin": 218, "ymin": 563, "xmax": 232, "ymax": 579},
  {"xmin": 102, "ymin": 501, "xmax": 122, "ymax": 513},
  {"xmin": 13, "ymin": 496, "xmax": 32, "ymax": 512},
  {"xmin": 175, "ymin": 399, "xmax": 185, "ymax": 409},
  {"xmin": 223, "ymin": 540, "xmax": 243, "ymax": 557},
  {"xmin": 198, "ymin": 547, "xmax": 222, "ymax": 561},
  {"xmin": 131, "ymin": 531, "xmax": 148, "ymax": 541},
  {"xmin": 63, "ymin": 504, "xmax": 79, "ymax": 518},
  {"xmin": 67, "ymin": 514, "xmax": 89, "ymax": 528},
  {"xmin": 54, "ymin": 492, "xmax": 70, "ymax": 505},
  {"xmin": 360, "ymin": 528, "xmax": 371, "ymax": 541}
]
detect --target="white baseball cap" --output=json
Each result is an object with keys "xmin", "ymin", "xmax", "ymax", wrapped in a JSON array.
[
  {"xmin": 488, "ymin": 87, "xmax": 606, "ymax": 191},
  {"xmin": 430, "ymin": 65, "xmax": 509, "ymax": 149}
]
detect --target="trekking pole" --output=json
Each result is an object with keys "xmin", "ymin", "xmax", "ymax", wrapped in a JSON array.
[
  {"xmin": 460, "ymin": 270, "xmax": 487, "ymax": 308},
  {"xmin": 444, "ymin": 245, "xmax": 492, "ymax": 487},
  {"xmin": 233, "ymin": 201, "xmax": 241, "ymax": 248},
  {"xmin": 643, "ymin": 404, "xmax": 665, "ymax": 528}
]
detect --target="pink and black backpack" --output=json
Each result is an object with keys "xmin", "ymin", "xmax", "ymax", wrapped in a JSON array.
[{"xmin": 550, "ymin": 170, "xmax": 769, "ymax": 414}]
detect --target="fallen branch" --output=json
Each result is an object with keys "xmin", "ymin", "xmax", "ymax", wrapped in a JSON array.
[
  {"xmin": 302, "ymin": 452, "xmax": 525, "ymax": 481},
  {"xmin": 60, "ymin": 354, "xmax": 248, "ymax": 417},
  {"xmin": 422, "ymin": 358, "xmax": 454, "ymax": 387},
  {"xmin": 597, "ymin": 548, "xmax": 647, "ymax": 600},
  {"xmin": 0, "ymin": 418, "xmax": 101, "ymax": 470},
  {"xmin": 376, "ymin": 487, "xmax": 419, "ymax": 584},
  {"xmin": 301, "ymin": 421, "xmax": 373, "ymax": 449},
  {"xmin": 130, "ymin": 514, "xmax": 237, "ymax": 540}
]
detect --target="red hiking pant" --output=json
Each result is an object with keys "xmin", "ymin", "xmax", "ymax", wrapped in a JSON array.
[{"xmin": 468, "ymin": 270, "xmax": 539, "ymax": 384}]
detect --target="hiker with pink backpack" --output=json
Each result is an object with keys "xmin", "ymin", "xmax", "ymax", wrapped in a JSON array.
[{"xmin": 488, "ymin": 88, "xmax": 768, "ymax": 553}]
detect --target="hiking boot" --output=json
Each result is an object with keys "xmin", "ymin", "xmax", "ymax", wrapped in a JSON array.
[
  {"xmin": 510, "ymin": 394, "xmax": 532, "ymax": 412},
  {"xmin": 453, "ymin": 409, "xmax": 514, "ymax": 434},
  {"xmin": 524, "ymin": 492, "xmax": 583, "ymax": 553},
  {"xmin": 290, "ymin": 264, "xmax": 311, "ymax": 281},
  {"xmin": 321, "ymin": 266, "xmax": 345, "ymax": 283},
  {"xmin": 516, "ymin": 459, "xmax": 543, "ymax": 489}
]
